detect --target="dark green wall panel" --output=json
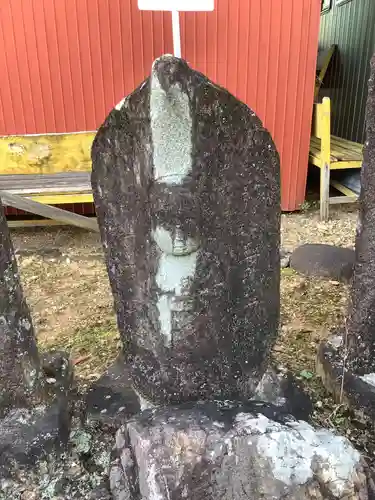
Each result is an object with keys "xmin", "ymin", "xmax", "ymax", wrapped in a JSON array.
[{"xmin": 319, "ymin": 0, "xmax": 375, "ymax": 143}]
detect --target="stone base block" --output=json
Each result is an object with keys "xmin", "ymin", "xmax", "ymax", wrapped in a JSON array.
[
  {"xmin": 317, "ymin": 336, "xmax": 375, "ymax": 420},
  {"xmin": 110, "ymin": 401, "xmax": 374, "ymax": 499}
]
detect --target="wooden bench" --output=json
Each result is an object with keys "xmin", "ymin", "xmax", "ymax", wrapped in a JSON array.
[
  {"xmin": 309, "ymin": 97, "xmax": 363, "ymax": 220},
  {"xmin": 0, "ymin": 133, "xmax": 98, "ymax": 231}
]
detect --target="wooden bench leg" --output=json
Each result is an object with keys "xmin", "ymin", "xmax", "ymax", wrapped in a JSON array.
[
  {"xmin": 320, "ymin": 163, "xmax": 330, "ymax": 221},
  {"xmin": 0, "ymin": 191, "xmax": 99, "ymax": 232}
]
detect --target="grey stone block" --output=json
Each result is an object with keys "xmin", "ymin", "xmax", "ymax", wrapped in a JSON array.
[{"xmin": 110, "ymin": 402, "xmax": 373, "ymax": 500}]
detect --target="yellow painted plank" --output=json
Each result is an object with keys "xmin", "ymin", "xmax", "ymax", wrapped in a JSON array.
[
  {"xmin": 0, "ymin": 132, "xmax": 95, "ymax": 175},
  {"xmin": 328, "ymin": 161, "xmax": 362, "ymax": 170},
  {"xmin": 25, "ymin": 193, "xmax": 94, "ymax": 205},
  {"xmin": 312, "ymin": 103, "xmax": 325, "ymax": 139},
  {"xmin": 320, "ymin": 98, "xmax": 331, "ymax": 168}
]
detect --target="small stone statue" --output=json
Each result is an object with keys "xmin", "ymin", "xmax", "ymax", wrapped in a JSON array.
[{"xmin": 92, "ymin": 55, "xmax": 281, "ymax": 406}]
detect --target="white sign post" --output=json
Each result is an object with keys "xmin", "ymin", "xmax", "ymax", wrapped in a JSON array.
[
  {"xmin": 138, "ymin": 0, "xmax": 214, "ymax": 58},
  {"xmin": 171, "ymin": 10, "xmax": 181, "ymax": 57}
]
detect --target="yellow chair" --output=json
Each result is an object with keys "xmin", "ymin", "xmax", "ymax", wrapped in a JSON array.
[{"xmin": 309, "ymin": 97, "xmax": 363, "ymax": 220}]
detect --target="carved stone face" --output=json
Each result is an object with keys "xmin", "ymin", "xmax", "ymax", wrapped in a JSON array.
[{"xmin": 152, "ymin": 226, "xmax": 199, "ymax": 256}]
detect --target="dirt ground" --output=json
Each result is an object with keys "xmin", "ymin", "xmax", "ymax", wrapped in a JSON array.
[{"xmin": 11, "ymin": 203, "xmax": 375, "ymax": 461}]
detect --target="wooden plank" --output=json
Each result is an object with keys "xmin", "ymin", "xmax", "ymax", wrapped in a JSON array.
[
  {"xmin": 310, "ymin": 136, "xmax": 363, "ymax": 162},
  {"xmin": 330, "ymin": 140, "xmax": 363, "ymax": 156},
  {"xmin": 309, "ymin": 148, "xmax": 321, "ymax": 159},
  {"xmin": 330, "ymin": 150, "xmax": 359, "ymax": 162},
  {"xmin": 330, "ymin": 142, "xmax": 363, "ymax": 159},
  {"xmin": 330, "ymin": 144, "xmax": 362, "ymax": 160},
  {"xmin": 330, "ymin": 142, "xmax": 356, "ymax": 155},
  {"xmin": 329, "ymin": 195, "xmax": 358, "ymax": 205},
  {"xmin": 309, "ymin": 142, "xmax": 321, "ymax": 153},
  {"xmin": 8, "ymin": 219, "xmax": 70, "ymax": 229},
  {"xmin": 331, "ymin": 135, "xmax": 363, "ymax": 150},
  {"xmin": 309, "ymin": 138, "xmax": 322, "ymax": 158},
  {"xmin": 0, "ymin": 172, "xmax": 92, "ymax": 191},
  {"xmin": 4, "ymin": 185, "xmax": 92, "ymax": 195},
  {"xmin": 311, "ymin": 134, "xmax": 363, "ymax": 152},
  {"xmin": 309, "ymin": 139, "xmax": 321, "ymax": 151},
  {"xmin": 310, "ymin": 136, "xmax": 321, "ymax": 146},
  {"xmin": 0, "ymin": 191, "xmax": 99, "ymax": 232}
]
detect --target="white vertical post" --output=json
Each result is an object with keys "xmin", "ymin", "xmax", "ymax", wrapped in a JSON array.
[{"xmin": 171, "ymin": 10, "xmax": 181, "ymax": 57}]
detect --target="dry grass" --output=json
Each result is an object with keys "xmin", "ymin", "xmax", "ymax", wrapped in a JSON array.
[
  {"xmin": 277, "ymin": 204, "xmax": 357, "ymax": 375},
  {"xmin": 12, "ymin": 227, "xmax": 119, "ymax": 383}
]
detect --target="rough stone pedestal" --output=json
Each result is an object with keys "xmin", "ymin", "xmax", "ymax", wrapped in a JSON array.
[{"xmin": 110, "ymin": 402, "xmax": 374, "ymax": 500}]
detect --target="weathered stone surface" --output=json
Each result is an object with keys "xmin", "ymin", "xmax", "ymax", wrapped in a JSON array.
[
  {"xmin": 0, "ymin": 198, "xmax": 73, "ymax": 489},
  {"xmin": 92, "ymin": 55, "xmax": 280, "ymax": 405},
  {"xmin": 0, "ymin": 403, "xmax": 69, "ymax": 473},
  {"xmin": 0, "ymin": 422, "xmax": 113, "ymax": 499},
  {"xmin": 0, "ymin": 198, "xmax": 41, "ymax": 413},
  {"xmin": 346, "ymin": 54, "xmax": 375, "ymax": 372},
  {"xmin": 290, "ymin": 243, "xmax": 355, "ymax": 282},
  {"xmin": 110, "ymin": 402, "xmax": 373, "ymax": 500},
  {"xmin": 85, "ymin": 355, "xmax": 140, "ymax": 428}
]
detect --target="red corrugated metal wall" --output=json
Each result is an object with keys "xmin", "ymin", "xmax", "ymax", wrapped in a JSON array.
[{"xmin": 0, "ymin": 0, "xmax": 320, "ymax": 211}]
